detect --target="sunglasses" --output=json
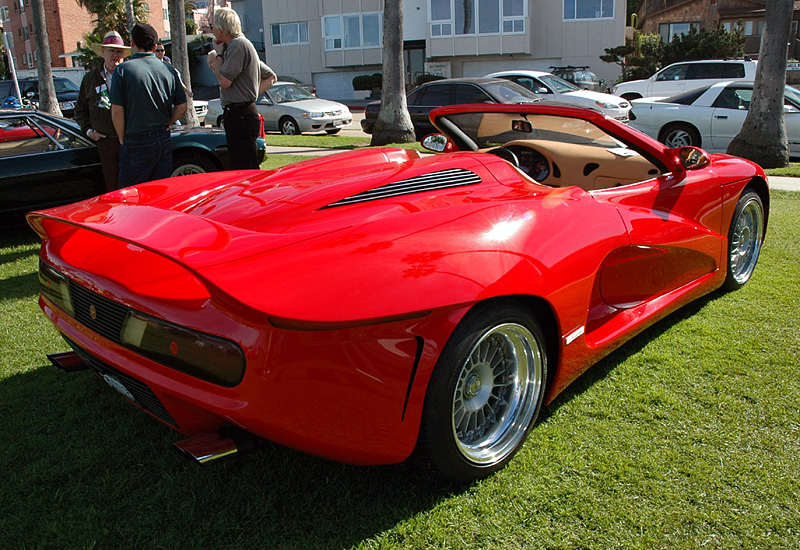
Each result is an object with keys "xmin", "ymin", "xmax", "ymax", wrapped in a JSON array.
[{"xmin": 155, "ymin": 49, "xmax": 164, "ymax": 52}]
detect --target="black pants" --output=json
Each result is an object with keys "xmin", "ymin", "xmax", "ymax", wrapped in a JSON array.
[{"xmin": 223, "ymin": 102, "xmax": 261, "ymax": 170}]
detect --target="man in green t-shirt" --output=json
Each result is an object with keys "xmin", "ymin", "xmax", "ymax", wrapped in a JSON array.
[{"xmin": 110, "ymin": 23, "xmax": 187, "ymax": 187}]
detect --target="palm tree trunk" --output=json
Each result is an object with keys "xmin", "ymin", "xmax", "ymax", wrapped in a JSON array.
[
  {"xmin": 30, "ymin": 0, "xmax": 62, "ymax": 116},
  {"xmin": 170, "ymin": 0, "xmax": 199, "ymax": 126},
  {"xmin": 727, "ymin": 0, "xmax": 793, "ymax": 168},
  {"xmin": 370, "ymin": 0, "xmax": 414, "ymax": 146}
]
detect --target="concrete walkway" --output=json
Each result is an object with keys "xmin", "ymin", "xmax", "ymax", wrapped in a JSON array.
[{"xmin": 767, "ymin": 176, "xmax": 800, "ymax": 192}]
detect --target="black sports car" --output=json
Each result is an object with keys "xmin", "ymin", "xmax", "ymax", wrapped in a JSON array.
[{"xmin": 0, "ymin": 109, "xmax": 266, "ymax": 222}]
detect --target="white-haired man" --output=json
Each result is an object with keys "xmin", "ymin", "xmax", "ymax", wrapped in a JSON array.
[{"xmin": 208, "ymin": 7, "xmax": 276, "ymax": 169}]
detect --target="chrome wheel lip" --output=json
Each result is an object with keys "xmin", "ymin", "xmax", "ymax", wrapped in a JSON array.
[
  {"xmin": 730, "ymin": 197, "xmax": 764, "ymax": 284},
  {"xmin": 451, "ymin": 323, "xmax": 544, "ymax": 465},
  {"xmin": 171, "ymin": 164, "xmax": 207, "ymax": 177}
]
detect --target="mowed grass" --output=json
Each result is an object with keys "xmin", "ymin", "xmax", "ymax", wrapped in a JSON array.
[{"xmin": 1, "ymin": 192, "xmax": 798, "ymax": 550}]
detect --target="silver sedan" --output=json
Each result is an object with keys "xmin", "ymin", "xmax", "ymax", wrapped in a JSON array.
[{"xmin": 207, "ymin": 82, "xmax": 352, "ymax": 135}]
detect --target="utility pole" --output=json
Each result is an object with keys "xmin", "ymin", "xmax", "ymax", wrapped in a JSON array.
[{"xmin": 0, "ymin": 25, "xmax": 22, "ymax": 102}]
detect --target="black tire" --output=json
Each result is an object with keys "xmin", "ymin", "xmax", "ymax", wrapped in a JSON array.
[
  {"xmin": 659, "ymin": 123, "xmax": 701, "ymax": 148},
  {"xmin": 723, "ymin": 190, "xmax": 765, "ymax": 291},
  {"xmin": 326, "ymin": 128, "xmax": 341, "ymax": 135},
  {"xmin": 417, "ymin": 302, "xmax": 548, "ymax": 482},
  {"xmin": 171, "ymin": 152, "xmax": 218, "ymax": 177},
  {"xmin": 620, "ymin": 92, "xmax": 642, "ymax": 101},
  {"xmin": 216, "ymin": 116, "xmax": 224, "ymax": 129},
  {"xmin": 280, "ymin": 117, "xmax": 300, "ymax": 135}
]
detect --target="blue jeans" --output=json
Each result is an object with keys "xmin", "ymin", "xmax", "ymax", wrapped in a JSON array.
[{"xmin": 118, "ymin": 128, "xmax": 172, "ymax": 188}]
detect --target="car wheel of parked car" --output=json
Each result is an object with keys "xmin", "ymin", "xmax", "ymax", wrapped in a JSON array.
[
  {"xmin": 216, "ymin": 116, "xmax": 224, "ymax": 129},
  {"xmin": 326, "ymin": 129, "xmax": 341, "ymax": 135},
  {"xmin": 620, "ymin": 92, "xmax": 642, "ymax": 101},
  {"xmin": 660, "ymin": 123, "xmax": 700, "ymax": 148},
  {"xmin": 418, "ymin": 302, "xmax": 547, "ymax": 482},
  {"xmin": 171, "ymin": 152, "xmax": 218, "ymax": 177},
  {"xmin": 724, "ymin": 190, "xmax": 765, "ymax": 291},
  {"xmin": 280, "ymin": 117, "xmax": 300, "ymax": 135}
]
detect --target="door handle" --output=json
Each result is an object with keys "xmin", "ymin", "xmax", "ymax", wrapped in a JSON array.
[{"xmin": 714, "ymin": 115, "xmax": 728, "ymax": 119}]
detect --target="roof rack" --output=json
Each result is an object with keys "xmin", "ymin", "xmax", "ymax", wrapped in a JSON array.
[{"xmin": 549, "ymin": 65, "xmax": 591, "ymax": 70}]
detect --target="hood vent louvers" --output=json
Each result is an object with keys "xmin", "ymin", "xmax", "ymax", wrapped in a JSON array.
[{"xmin": 322, "ymin": 168, "xmax": 481, "ymax": 209}]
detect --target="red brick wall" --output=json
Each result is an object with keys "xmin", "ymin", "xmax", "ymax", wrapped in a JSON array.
[
  {"xmin": 4, "ymin": 0, "xmax": 170, "ymax": 70},
  {"xmin": 44, "ymin": 0, "xmax": 95, "ymax": 68}
]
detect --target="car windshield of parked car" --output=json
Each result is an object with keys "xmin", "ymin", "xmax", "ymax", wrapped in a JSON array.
[
  {"xmin": 53, "ymin": 79, "xmax": 79, "ymax": 94},
  {"xmin": 538, "ymin": 74, "xmax": 580, "ymax": 93},
  {"xmin": 269, "ymin": 84, "xmax": 315, "ymax": 103},
  {"xmin": 482, "ymin": 81, "xmax": 541, "ymax": 104},
  {"xmin": 784, "ymin": 85, "xmax": 800, "ymax": 106},
  {"xmin": 660, "ymin": 86, "xmax": 710, "ymax": 105},
  {"xmin": 0, "ymin": 115, "xmax": 89, "ymax": 157},
  {"xmin": 441, "ymin": 111, "xmax": 622, "ymax": 149}
]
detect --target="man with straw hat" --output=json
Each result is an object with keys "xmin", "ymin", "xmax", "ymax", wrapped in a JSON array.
[{"xmin": 75, "ymin": 31, "xmax": 130, "ymax": 191}]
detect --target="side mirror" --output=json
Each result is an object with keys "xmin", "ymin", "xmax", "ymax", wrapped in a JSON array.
[
  {"xmin": 677, "ymin": 146, "xmax": 710, "ymax": 170},
  {"xmin": 536, "ymin": 87, "xmax": 550, "ymax": 94},
  {"xmin": 421, "ymin": 133, "xmax": 454, "ymax": 153}
]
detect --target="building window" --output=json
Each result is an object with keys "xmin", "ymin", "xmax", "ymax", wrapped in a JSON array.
[
  {"xmin": 564, "ymin": 0, "xmax": 613, "ymax": 21},
  {"xmin": 272, "ymin": 22, "xmax": 309, "ymax": 46},
  {"xmin": 323, "ymin": 13, "xmax": 382, "ymax": 50},
  {"xmin": 431, "ymin": 0, "xmax": 525, "ymax": 36},
  {"xmin": 743, "ymin": 20, "xmax": 764, "ymax": 36},
  {"xmin": 659, "ymin": 22, "xmax": 698, "ymax": 42},
  {"xmin": 0, "ymin": 6, "xmax": 9, "ymax": 21}
]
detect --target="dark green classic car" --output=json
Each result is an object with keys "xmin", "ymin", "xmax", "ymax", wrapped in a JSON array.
[{"xmin": 0, "ymin": 109, "xmax": 266, "ymax": 222}]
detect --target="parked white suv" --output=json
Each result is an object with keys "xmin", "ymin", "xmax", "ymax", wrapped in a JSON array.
[{"xmin": 612, "ymin": 59, "xmax": 757, "ymax": 100}]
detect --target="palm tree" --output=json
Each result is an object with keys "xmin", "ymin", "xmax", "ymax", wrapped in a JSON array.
[
  {"xmin": 169, "ymin": 0, "xmax": 199, "ymax": 126},
  {"xmin": 727, "ymin": 0, "xmax": 793, "ymax": 168},
  {"xmin": 370, "ymin": 0, "xmax": 414, "ymax": 146},
  {"xmin": 31, "ymin": 0, "xmax": 61, "ymax": 116},
  {"xmin": 75, "ymin": 0, "xmax": 148, "ymax": 39}
]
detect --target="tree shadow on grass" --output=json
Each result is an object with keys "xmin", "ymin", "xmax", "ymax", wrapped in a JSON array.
[
  {"xmin": 539, "ymin": 290, "xmax": 720, "ymax": 422},
  {"xmin": 0, "ymin": 364, "xmax": 459, "ymax": 550}
]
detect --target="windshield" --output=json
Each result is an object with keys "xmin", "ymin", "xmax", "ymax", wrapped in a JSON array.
[
  {"xmin": 440, "ymin": 111, "xmax": 621, "ymax": 149},
  {"xmin": 268, "ymin": 84, "xmax": 315, "ymax": 103},
  {"xmin": 53, "ymin": 79, "xmax": 79, "ymax": 94},
  {"xmin": 538, "ymin": 74, "xmax": 580, "ymax": 93},
  {"xmin": 785, "ymin": 85, "xmax": 800, "ymax": 104},
  {"xmin": 482, "ymin": 81, "xmax": 541, "ymax": 104}
]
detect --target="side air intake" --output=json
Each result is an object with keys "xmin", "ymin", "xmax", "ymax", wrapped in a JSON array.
[{"xmin": 323, "ymin": 168, "xmax": 481, "ymax": 208}]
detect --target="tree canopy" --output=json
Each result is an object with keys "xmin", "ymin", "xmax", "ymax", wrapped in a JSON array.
[{"xmin": 602, "ymin": 25, "xmax": 745, "ymax": 82}]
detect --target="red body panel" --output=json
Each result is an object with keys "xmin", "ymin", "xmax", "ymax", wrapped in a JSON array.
[{"xmin": 28, "ymin": 104, "xmax": 768, "ymax": 465}]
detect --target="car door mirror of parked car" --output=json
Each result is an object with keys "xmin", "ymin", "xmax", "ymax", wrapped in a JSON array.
[
  {"xmin": 677, "ymin": 146, "xmax": 710, "ymax": 170},
  {"xmin": 421, "ymin": 133, "xmax": 455, "ymax": 153}
]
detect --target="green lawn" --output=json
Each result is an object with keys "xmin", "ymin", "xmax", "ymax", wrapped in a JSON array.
[{"xmin": 1, "ymin": 192, "xmax": 798, "ymax": 549}]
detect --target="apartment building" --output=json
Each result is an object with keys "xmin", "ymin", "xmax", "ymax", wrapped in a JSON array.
[{"xmin": 231, "ymin": 0, "xmax": 626, "ymax": 100}]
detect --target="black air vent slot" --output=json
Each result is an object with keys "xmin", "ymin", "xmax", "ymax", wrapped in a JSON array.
[{"xmin": 323, "ymin": 168, "xmax": 481, "ymax": 208}]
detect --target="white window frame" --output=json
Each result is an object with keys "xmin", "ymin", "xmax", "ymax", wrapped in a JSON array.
[
  {"xmin": 0, "ymin": 6, "xmax": 10, "ymax": 22},
  {"xmin": 323, "ymin": 12, "xmax": 382, "ymax": 51},
  {"xmin": 563, "ymin": 0, "xmax": 614, "ymax": 21},
  {"xmin": 271, "ymin": 22, "xmax": 309, "ymax": 46},
  {"xmin": 659, "ymin": 22, "xmax": 698, "ymax": 42},
  {"xmin": 429, "ymin": 0, "xmax": 526, "ymax": 37}
]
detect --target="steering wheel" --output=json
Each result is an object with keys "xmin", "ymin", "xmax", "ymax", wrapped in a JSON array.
[{"xmin": 487, "ymin": 147, "xmax": 519, "ymax": 168}]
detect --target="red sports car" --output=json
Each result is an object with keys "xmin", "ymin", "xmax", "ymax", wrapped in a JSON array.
[{"xmin": 28, "ymin": 103, "xmax": 768, "ymax": 482}]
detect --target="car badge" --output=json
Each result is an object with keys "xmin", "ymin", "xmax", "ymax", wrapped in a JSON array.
[{"xmin": 89, "ymin": 304, "xmax": 97, "ymax": 320}]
